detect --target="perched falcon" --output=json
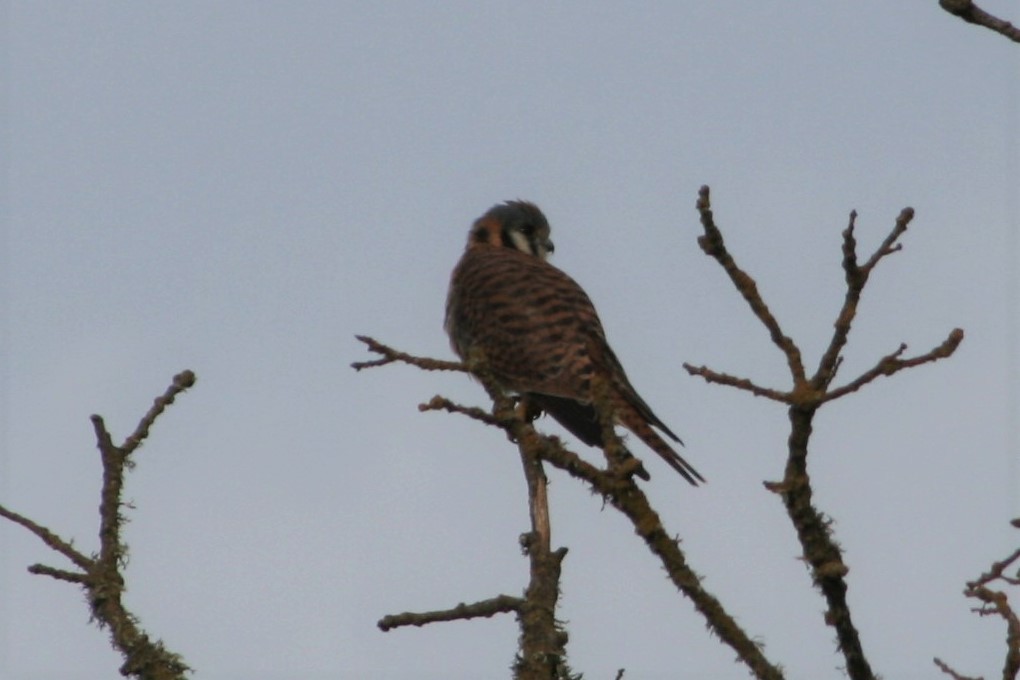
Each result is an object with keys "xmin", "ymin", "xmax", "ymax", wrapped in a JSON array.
[{"xmin": 445, "ymin": 200, "xmax": 703, "ymax": 485}]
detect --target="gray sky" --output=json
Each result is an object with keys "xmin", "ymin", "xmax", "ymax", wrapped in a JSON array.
[{"xmin": 4, "ymin": 3, "xmax": 1019, "ymax": 678}]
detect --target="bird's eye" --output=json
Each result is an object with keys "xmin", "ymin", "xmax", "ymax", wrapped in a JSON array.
[{"xmin": 518, "ymin": 222, "xmax": 535, "ymax": 237}]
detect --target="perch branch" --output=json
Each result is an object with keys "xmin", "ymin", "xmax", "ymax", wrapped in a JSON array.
[
  {"xmin": 418, "ymin": 395, "xmax": 503, "ymax": 427},
  {"xmin": 360, "ymin": 337, "xmax": 784, "ymax": 678},
  {"xmin": 476, "ymin": 372, "xmax": 573, "ymax": 679},
  {"xmin": 480, "ymin": 370, "xmax": 782, "ymax": 679}
]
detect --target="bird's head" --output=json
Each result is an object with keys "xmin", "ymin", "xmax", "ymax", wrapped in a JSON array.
[{"xmin": 468, "ymin": 200, "xmax": 555, "ymax": 260}]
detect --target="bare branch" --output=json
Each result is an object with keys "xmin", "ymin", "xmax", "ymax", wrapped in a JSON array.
[
  {"xmin": 821, "ymin": 328, "xmax": 965, "ymax": 403},
  {"xmin": 940, "ymin": 0, "xmax": 1020, "ymax": 43},
  {"xmin": 418, "ymin": 395, "xmax": 503, "ymax": 427},
  {"xmin": 813, "ymin": 208, "xmax": 914, "ymax": 392},
  {"xmin": 119, "ymin": 370, "xmax": 196, "ymax": 454},
  {"xmin": 364, "ymin": 337, "xmax": 784, "ymax": 679},
  {"xmin": 513, "ymin": 417, "xmax": 570, "ymax": 678},
  {"xmin": 695, "ymin": 185, "xmax": 806, "ymax": 385},
  {"xmin": 475, "ymin": 374, "xmax": 574, "ymax": 678},
  {"xmin": 378, "ymin": 594, "xmax": 524, "ymax": 631},
  {"xmin": 688, "ymin": 190, "xmax": 963, "ymax": 680},
  {"xmin": 93, "ymin": 413, "xmax": 128, "ymax": 573},
  {"xmin": 933, "ymin": 656, "xmax": 982, "ymax": 680},
  {"xmin": 352, "ymin": 335, "xmax": 465, "ymax": 372},
  {"xmin": 682, "ymin": 363, "xmax": 792, "ymax": 402},
  {"xmin": 777, "ymin": 406, "xmax": 874, "ymax": 680},
  {"xmin": 0, "ymin": 504, "xmax": 92, "ymax": 570},
  {"xmin": 27, "ymin": 563, "xmax": 89, "ymax": 584},
  {"xmin": 492, "ymin": 400, "xmax": 783, "ymax": 678},
  {"xmin": 957, "ymin": 521, "xmax": 1020, "ymax": 680},
  {"xmin": 1, "ymin": 371, "xmax": 196, "ymax": 679}
]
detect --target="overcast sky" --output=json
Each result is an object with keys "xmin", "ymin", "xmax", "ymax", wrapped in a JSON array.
[{"xmin": 4, "ymin": 3, "xmax": 1019, "ymax": 679}]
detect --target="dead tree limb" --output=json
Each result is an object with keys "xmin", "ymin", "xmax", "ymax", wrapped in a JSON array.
[
  {"xmin": 0, "ymin": 370, "xmax": 196, "ymax": 680},
  {"xmin": 687, "ymin": 186, "xmax": 963, "ymax": 680},
  {"xmin": 354, "ymin": 336, "xmax": 783, "ymax": 680}
]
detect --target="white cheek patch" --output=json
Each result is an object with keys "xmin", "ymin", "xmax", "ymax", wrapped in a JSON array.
[{"xmin": 508, "ymin": 229, "xmax": 534, "ymax": 255}]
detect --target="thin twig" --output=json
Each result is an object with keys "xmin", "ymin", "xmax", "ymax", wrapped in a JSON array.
[
  {"xmin": 418, "ymin": 395, "xmax": 503, "ymax": 427},
  {"xmin": 121, "ymin": 370, "xmax": 196, "ymax": 454},
  {"xmin": 813, "ymin": 209, "xmax": 914, "ymax": 392},
  {"xmin": 378, "ymin": 594, "xmax": 524, "ymax": 631},
  {"xmin": 27, "ymin": 564, "xmax": 89, "ymax": 584},
  {"xmin": 682, "ymin": 363, "xmax": 792, "ymax": 402},
  {"xmin": 821, "ymin": 328, "xmax": 964, "ymax": 403},
  {"xmin": 352, "ymin": 335, "xmax": 466, "ymax": 372},
  {"xmin": 958, "ymin": 522, "xmax": 1020, "ymax": 680},
  {"xmin": 933, "ymin": 656, "xmax": 981, "ymax": 680},
  {"xmin": 0, "ymin": 505, "xmax": 92, "ymax": 570}
]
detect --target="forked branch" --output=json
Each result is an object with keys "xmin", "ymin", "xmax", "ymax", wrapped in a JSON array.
[
  {"xmin": 687, "ymin": 186, "xmax": 963, "ymax": 680},
  {"xmin": 354, "ymin": 337, "xmax": 783, "ymax": 680},
  {"xmin": 0, "ymin": 370, "xmax": 196, "ymax": 680},
  {"xmin": 935, "ymin": 519, "xmax": 1020, "ymax": 679}
]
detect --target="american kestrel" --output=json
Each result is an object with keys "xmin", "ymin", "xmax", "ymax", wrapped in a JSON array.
[{"xmin": 445, "ymin": 200, "xmax": 703, "ymax": 486}]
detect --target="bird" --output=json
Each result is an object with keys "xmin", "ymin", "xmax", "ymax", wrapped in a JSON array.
[{"xmin": 444, "ymin": 200, "xmax": 704, "ymax": 486}]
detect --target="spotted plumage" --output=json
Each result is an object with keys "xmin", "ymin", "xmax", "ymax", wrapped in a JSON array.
[{"xmin": 445, "ymin": 200, "xmax": 704, "ymax": 486}]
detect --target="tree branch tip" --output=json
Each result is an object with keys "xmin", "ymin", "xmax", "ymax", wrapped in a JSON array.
[
  {"xmin": 173, "ymin": 370, "xmax": 196, "ymax": 389},
  {"xmin": 418, "ymin": 396, "xmax": 445, "ymax": 411},
  {"xmin": 933, "ymin": 656, "xmax": 978, "ymax": 680},
  {"xmin": 696, "ymin": 185, "xmax": 711, "ymax": 208},
  {"xmin": 354, "ymin": 334, "xmax": 382, "ymax": 349},
  {"xmin": 27, "ymin": 563, "xmax": 89, "ymax": 583},
  {"xmin": 939, "ymin": 0, "xmax": 972, "ymax": 14}
]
